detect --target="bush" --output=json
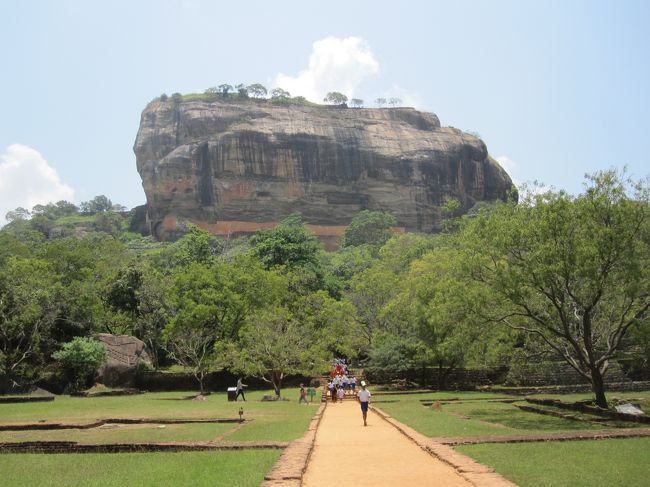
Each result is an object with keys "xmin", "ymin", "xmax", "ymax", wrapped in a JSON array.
[{"xmin": 52, "ymin": 337, "xmax": 107, "ymax": 392}]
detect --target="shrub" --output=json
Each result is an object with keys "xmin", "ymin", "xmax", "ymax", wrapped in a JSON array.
[{"xmin": 52, "ymin": 337, "xmax": 107, "ymax": 392}]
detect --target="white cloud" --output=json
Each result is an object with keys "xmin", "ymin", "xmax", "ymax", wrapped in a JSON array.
[
  {"xmin": 495, "ymin": 155, "xmax": 518, "ymax": 181},
  {"xmin": 0, "ymin": 144, "xmax": 74, "ymax": 224},
  {"xmin": 275, "ymin": 36, "xmax": 379, "ymax": 103}
]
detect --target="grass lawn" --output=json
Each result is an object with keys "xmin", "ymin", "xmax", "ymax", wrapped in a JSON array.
[
  {"xmin": 0, "ymin": 388, "xmax": 317, "ymax": 485},
  {"xmin": 456, "ymin": 437, "xmax": 650, "ymax": 487},
  {"xmin": 0, "ymin": 450, "xmax": 281, "ymax": 487},
  {"xmin": 375, "ymin": 392, "xmax": 606, "ymax": 437},
  {"xmin": 0, "ymin": 389, "xmax": 316, "ymax": 443},
  {"xmin": 530, "ymin": 390, "xmax": 650, "ymax": 411},
  {"xmin": 0, "ymin": 422, "xmax": 235, "ymax": 444},
  {"xmin": 373, "ymin": 390, "xmax": 650, "ymax": 486}
]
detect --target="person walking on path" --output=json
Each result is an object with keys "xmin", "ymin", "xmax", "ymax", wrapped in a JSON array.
[
  {"xmin": 357, "ymin": 380, "xmax": 371, "ymax": 426},
  {"xmin": 337, "ymin": 386, "xmax": 345, "ymax": 402},
  {"xmin": 235, "ymin": 377, "xmax": 247, "ymax": 401},
  {"xmin": 329, "ymin": 381, "xmax": 337, "ymax": 403}
]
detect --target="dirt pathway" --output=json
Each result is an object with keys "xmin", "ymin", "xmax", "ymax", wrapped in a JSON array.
[{"xmin": 301, "ymin": 399, "xmax": 475, "ymax": 487}]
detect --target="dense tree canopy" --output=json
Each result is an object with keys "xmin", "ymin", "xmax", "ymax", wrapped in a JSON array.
[
  {"xmin": 341, "ymin": 210, "xmax": 397, "ymax": 249},
  {"xmin": 460, "ymin": 171, "xmax": 650, "ymax": 407},
  {"xmin": 0, "ymin": 171, "xmax": 648, "ymax": 406},
  {"xmin": 250, "ymin": 213, "xmax": 321, "ymax": 270}
]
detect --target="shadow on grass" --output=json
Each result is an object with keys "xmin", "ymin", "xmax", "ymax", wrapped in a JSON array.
[{"xmin": 467, "ymin": 407, "xmax": 598, "ymax": 431}]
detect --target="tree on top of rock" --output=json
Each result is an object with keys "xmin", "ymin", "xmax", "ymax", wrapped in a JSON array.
[
  {"xmin": 235, "ymin": 84, "xmax": 248, "ymax": 98},
  {"xmin": 324, "ymin": 92, "xmax": 348, "ymax": 106},
  {"xmin": 270, "ymin": 88, "xmax": 291, "ymax": 101},
  {"xmin": 389, "ymin": 97, "xmax": 402, "ymax": 107},
  {"xmin": 247, "ymin": 83, "xmax": 267, "ymax": 98},
  {"xmin": 218, "ymin": 84, "xmax": 234, "ymax": 96}
]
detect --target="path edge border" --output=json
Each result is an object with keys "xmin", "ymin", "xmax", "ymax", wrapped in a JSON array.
[
  {"xmin": 261, "ymin": 401, "xmax": 327, "ymax": 486},
  {"xmin": 371, "ymin": 405, "xmax": 519, "ymax": 487}
]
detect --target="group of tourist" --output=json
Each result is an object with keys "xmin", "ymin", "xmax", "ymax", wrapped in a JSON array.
[
  {"xmin": 328, "ymin": 359, "xmax": 371, "ymax": 425},
  {"xmin": 327, "ymin": 358, "xmax": 358, "ymax": 403},
  {"xmin": 327, "ymin": 373, "xmax": 358, "ymax": 402}
]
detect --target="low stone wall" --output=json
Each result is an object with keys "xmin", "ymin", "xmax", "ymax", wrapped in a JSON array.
[
  {"xmin": 366, "ymin": 362, "xmax": 646, "ymax": 390},
  {"xmin": 487, "ymin": 380, "xmax": 650, "ymax": 396},
  {"xmin": 0, "ymin": 440, "xmax": 287, "ymax": 454},
  {"xmin": 0, "ymin": 396, "xmax": 54, "ymax": 404},
  {"xmin": 0, "ymin": 418, "xmax": 243, "ymax": 432}
]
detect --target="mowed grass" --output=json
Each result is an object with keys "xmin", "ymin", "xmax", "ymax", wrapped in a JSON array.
[
  {"xmin": 0, "ymin": 450, "xmax": 281, "ymax": 487},
  {"xmin": 529, "ymin": 389, "xmax": 650, "ymax": 410},
  {"xmin": 0, "ymin": 422, "xmax": 235, "ymax": 444},
  {"xmin": 375, "ymin": 392, "xmax": 604, "ymax": 437},
  {"xmin": 0, "ymin": 389, "xmax": 316, "ymax": 486},
  {"xmin": 373, "ymin": 390, "xmax": 650, "ymax": 486},
  {"xmin": 0, "ymin": 389, "xmax": 317, "ymax": 443},
  {"xmin": 456, "ymin": 438, "xmax": 650, "ymax": 487}
]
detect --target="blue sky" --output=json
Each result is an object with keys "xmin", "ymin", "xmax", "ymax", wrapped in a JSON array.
[{"xmin": 1, "ymin": 0, "xmax": 649, "ymax": 222}]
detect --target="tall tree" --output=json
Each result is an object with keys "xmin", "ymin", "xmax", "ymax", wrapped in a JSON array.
[
  {"xmin": 235, "ymin": 83, "xmax": 248, "ymax": 98},
  {"xmin": 270, "ymin": 88, "xmax": 291, "ymax": 100},
  {"xmin": 231, "ymin": 306, "xmax": 329, "ymax": 396},
  {"xmin": 461, "ymin": 171, "xmax": 650, "ymax": 407},
  {"xmin": 165, "ymin": 258, "xmax": 284, "ymax": 393},
  {"xmin": 217, "ymin": 84, "xmax": 233, "ymax": 95},
  {"xmin": 79, "ymin": 195, "xmax": 113, "ymax": 214},
  {"xmin": 341, "ymin": 210, "xmax": 397, "ymax": 249},
  {"xmin": 5, "ymin": 207, "xmax": 30, "ymax": 222},
  {"xmin": 0, "ymin": 257, "xmax": 57, "ymax": 392},
  {"xmin": 166, "ymin": 225, "xmax": 222, "ymax": 269},
  {"xmin": 250, "ymin": 213, "xmax": 321, "ymax": 270},
  {"xmin": 388, "ymin": 97, "xmax": 402, "ymax": 107},
  {"xmin": 292, "ymin": 290, "xmax": 363, "ymax": 359},
  {"xmin": 324, "ymin": 92, "xmax": 348, "ymax": 105},
  {"xmin": 382, "ymin": 247, "xmax": 484, "ymax": 388},
  {"xmin": 247, "ymin": 83, "xmax": 267, "ymax": 98}
]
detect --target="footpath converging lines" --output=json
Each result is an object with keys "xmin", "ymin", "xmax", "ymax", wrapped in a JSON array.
[{"xmin": 297, "ymin": 399, "xmax": 515, "ymax": 487}]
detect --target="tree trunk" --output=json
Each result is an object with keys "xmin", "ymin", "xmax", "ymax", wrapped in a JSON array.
[
  {"xmin": 590, "ymin": 367, "xmax": 608, "ymax": 408},
  {"xmin": 437, "ymin": 362, "xmax": 457, "ymax": 390},
  {"xmin": 196, "ymin": 372, "xmax": 205, "ymax": 395},
  {"xmin": 272, "ymin": 371, "xmax": 282, "ymax": 396},
  {"xmin": 0, "ymin": 373, "xmax": 10, "ymax": 395}
]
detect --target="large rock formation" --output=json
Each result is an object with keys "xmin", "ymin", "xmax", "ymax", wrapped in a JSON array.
[
  {"xmin": 96, "ymin": 334, "xmax": 152, "ymax": 388},
  {"xmin": 134, "ymin": 97, "xmax": 514, "ymax": 242}
]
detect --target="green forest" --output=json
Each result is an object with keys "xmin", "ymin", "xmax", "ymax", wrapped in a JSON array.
[{"xmin": 1, "ymin": 170, "xmax": 648, "ymax": 407}]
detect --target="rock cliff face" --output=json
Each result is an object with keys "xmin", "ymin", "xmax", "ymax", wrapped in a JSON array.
[{"xmin": 134, "ymin": 98, "xmax": 513, "ymax": 242}]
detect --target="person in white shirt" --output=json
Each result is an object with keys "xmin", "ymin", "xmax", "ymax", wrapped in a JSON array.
[
  {"xmin": 236, "ymin": 377, "xmax": 247, "ymax": 401},
  {"xmin": 357, "ymin": 380, "xmax": 371, "ymax": 426}
]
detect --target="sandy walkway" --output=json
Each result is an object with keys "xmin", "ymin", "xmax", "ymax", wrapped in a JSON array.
[{"xmin": 301, "ymin": 399, "xmax": 474, "ymax": 487}]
